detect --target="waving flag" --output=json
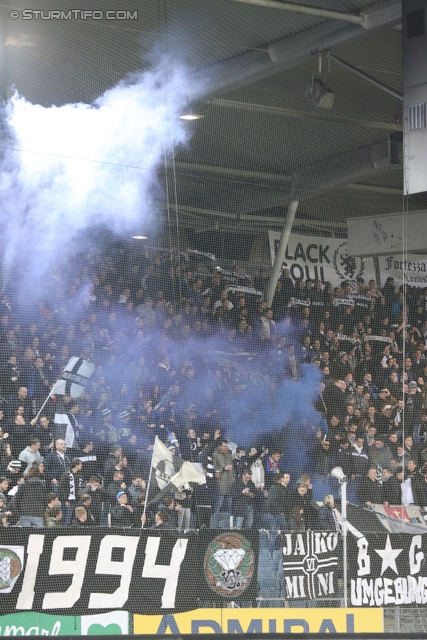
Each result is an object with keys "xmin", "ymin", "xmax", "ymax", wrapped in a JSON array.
[
  {"xmin": 53, "ymin": 396, "xmax": 78, "ymax": 448},
  {"xmin": 151, "ymin": 437, "xmax": 175, "ymax": 492},
  {"xmin": 170, "ymin": 461, "xmax": 206, "ymax": 500},
  {"xmin": 50, "ymin": 357, "xmax": 95, "ymax": 398}
]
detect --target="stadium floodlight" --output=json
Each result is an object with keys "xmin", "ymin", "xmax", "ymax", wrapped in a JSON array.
[{"xmin": 179, "ymin": 112, "xmax": 204, "ymax": 120}]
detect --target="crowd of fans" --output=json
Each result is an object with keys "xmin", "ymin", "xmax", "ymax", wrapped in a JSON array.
[{"xmin": 1, "ymin": 241, "xmax": 427, "ymax": 531}]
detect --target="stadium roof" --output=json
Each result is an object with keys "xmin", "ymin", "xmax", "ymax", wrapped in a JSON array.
[{"xmin": 2, "ymin": 0, "xmax": 426, "ymax": 240}]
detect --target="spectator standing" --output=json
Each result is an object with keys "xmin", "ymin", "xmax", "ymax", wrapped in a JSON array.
[
  {"xmin": 231, "ymin": 470, "xmax": 255, "ymax": 529},
  {"xmin": 213, "ymin": 440, "xmax": 234, "ymax": 513},
  {"xmin": 44, "ymin": 439, "xmax": 71, "ymax": 490},
  {"xmin": 19, "ymin": 438, "xmax": 43, "ymax": 475},
  {"xmin": 14, "ymin": 466, "xmax": 47, "ymax": 527},
  {"xmin": 59, "ymin": 458, "xmax": 84, "ymax": 526}
]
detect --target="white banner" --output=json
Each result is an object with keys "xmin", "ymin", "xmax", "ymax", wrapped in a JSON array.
[
  {"xmin": 268, "ymin": 231, "xmax": 375, "ymax": 286},
  {"xmin": 378, "ymin": 253, "xmax": 427, "ymax": 287}
]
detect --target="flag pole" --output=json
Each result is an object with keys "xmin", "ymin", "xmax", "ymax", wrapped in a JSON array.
[
  {"xmin": 32, "ymin": 363, "xmax": 70, "ymax": 424},
  {"xmin": 32, "ymin": 387, "xmax": 55, "ymax": 424},
  {"xmin": 141, "ymin": 435, "xmax": 158, "ymax": 528},
  {"xmin": 32, "ymin": 357, "xmax": 95, "ymax": 425},
  {"xmin": 146, "ymin": 462, "xmax": 205, "ymax": 508},
  {"xmin": 145, "ymin": 478, "xmax": 175, "ymax": 508}
]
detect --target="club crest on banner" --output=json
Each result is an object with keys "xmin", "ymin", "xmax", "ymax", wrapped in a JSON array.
[
  {"xmin": 204, "ymin": 533, "xmax": 255, "ymax": 597},
  {"xmin": 332, "ymin": 241, "xmax": 365, "ymax": 284},
  {"xmin": 0, "ymin": 547, "xmax": 24, "ymax": 593}
]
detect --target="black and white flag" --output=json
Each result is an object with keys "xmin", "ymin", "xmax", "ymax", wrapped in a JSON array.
[
  {"xmin": 53, "ymin": 397, "xmax": 78, "ymax": 449},
  {"xmin": 50, "ymin": 357, "xmax": 95, "ymax": 398}
]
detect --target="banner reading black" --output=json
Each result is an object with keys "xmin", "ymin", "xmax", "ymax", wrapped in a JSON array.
[{"xmin": 0, "ymin": 529, "xmax": 258, "ymax": 615}]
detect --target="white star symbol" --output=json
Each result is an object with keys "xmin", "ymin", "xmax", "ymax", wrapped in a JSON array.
[{"xmin": 374, "ymin": 535, "xmax": 403, "ymax": 575}]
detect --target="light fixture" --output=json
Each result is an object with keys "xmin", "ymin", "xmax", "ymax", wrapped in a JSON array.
[
  {"xmin": 330, "ymin": 466, "xmax": 346, "ymax": 483},
  {"xmin": 305, "ymin": 76, "xmax": 335, "ymax": 109},
  {"xmin": 132, "ymin": 235, "xmax": 148, "ymax": 240},
  {"xmin": 179, "ymin": 113, "xmax": 204, "ymax": 121}
]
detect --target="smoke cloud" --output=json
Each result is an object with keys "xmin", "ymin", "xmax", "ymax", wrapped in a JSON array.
[
  {"xmin": 0, "ymin": 56, "xmax": 206, "ymax": 299},
  {"xmin": 0, "ymin": 48, "xmax": 326, "ymax": 482}
]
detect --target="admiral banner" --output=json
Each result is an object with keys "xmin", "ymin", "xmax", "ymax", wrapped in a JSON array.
[
  {"xmin": 280, "ymin": 531, "xmax": 341, "ymax": 601},
  {"xmin": 348, "ymin": 532, "xmax": 427, "ymax": 606},
  {"xmin": 0, "ymin": 529, "xmax": 258, "ymax": 615},
  {"xmin": 134, "ymin": 608, "xmax": 383, "ymax": 634},
  {"xmin": 268, "ymin": 230, "xmax": 375, "ymax": 286},
  {"xmin": 0, "ymin": 608, "xmax": 383, "ymax": 635}
]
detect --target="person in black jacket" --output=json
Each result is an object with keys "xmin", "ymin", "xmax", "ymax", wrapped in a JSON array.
[
  {"xmin": 231, "ymin": 470, "xmax": 255, "ymax": 529},
  {"xmin": 289, "ymin": 483, "xmax": 318, "ymax": 529},
  {"xmin": 111, "ymin": 491, "xmax": 134, "ymax": 527},
  {"xmin": 72, "ymin": 506, "xmax": 89, "ymax": 527},
  {"xmin": 149, "ymin": 509, "xmax": 174, "ymax": 530},
  {"xmin": 59, "ymin": 458, "xmax": 84, "ymax": 527},
  {"xmin": 15, "ymin": 465, "xmax": 47, "ymax": 527},
  {"xmin": 322, "ymin": 380, "xmax": 348, "ymax": 422},
  {"xmin": 44, "ymin": 439, "xmax": 71, "ymax": 490},
  {"xmin": 78, "ymin": 494, "xmax": 97, "ymax": 525},
  {"xmin": 267, "ymin": 472, "xmax": 290, "ymax": 529},
  {"xmin": 266, "ymin": 472, "xmax": 291, "ymax": 550},
  {"xmin": 80, "ymin": 476, "xmax": 108, "ymax": 525},
  {"xmin": 357, "ymin": 468, "xmax": 383, "ymax": 507},
  {"xmin": 382, "ymin": 467, "xmax": 402, "ymax": 506},
  {"xmin": 233, "ymin": 447, "xmax": 250, "ymax": 479}
]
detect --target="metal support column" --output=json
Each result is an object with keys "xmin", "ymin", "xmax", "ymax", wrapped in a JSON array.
[{"xmin": 265, "ymin": 200, "xmax": 298, "ymax": 308}]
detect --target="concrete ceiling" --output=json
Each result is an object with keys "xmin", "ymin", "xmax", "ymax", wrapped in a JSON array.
[{"xmin": 2, "ymin": 0, "xmax": 425, "ymax": 242}]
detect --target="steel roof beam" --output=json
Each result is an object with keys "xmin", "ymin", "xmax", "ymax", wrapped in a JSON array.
[{"xmin": 227, "ymin": 0, "xmax": 364, "ymax": 25}]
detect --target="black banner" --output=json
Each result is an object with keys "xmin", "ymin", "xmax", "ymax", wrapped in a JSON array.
[
  {"xmin": 0, "ymin": 529, "xmax": 258, "ymax": 615},
  {"xmin": 280, "ymin": 531, "xmax": 341, "ymax": 601},
  {"xmin": 348, "ymin": 532, "xmax": 427, "ymax": 607}
]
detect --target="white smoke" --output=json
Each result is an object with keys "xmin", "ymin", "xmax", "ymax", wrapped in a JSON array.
[{"xmin": 0, "ymin": 58, "xmax": 206, "ymax": 295}]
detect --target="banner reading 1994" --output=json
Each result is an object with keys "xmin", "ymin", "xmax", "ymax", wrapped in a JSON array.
[{"xmin": 0, "ymin": 529, "xmax": 258, "ymax": 615}]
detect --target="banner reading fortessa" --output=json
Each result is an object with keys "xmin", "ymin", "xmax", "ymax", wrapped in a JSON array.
[{"xmin": 0, "ymin": 529, "xmax": 258, "ymax": 615}]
